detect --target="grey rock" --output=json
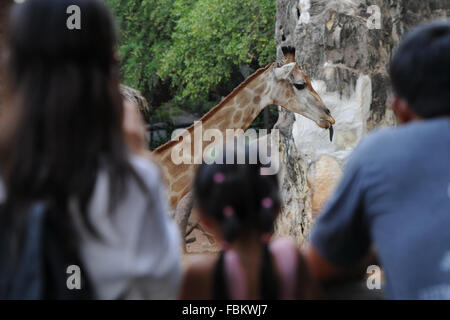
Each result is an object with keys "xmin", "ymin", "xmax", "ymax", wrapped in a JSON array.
[{"xmin": 274, "ymin": 0, "xmax": 449, "ymax": 245}]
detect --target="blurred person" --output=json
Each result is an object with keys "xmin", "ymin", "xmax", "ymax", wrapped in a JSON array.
[
  {"xmin": 306, "ymin": 21, "xmax": 450, "ymax": 299},
  {"xmin": 180, "ymin": 147, "xmax": 317, "ymax": 299},
  {"xmin": 0, "ymin": 0, "xmax": 180, "ymax": 299}
]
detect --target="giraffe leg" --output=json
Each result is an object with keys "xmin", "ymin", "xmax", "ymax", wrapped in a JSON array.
[{"xmin": 174, "ymin": 191, "xmax": 194, "ymax": 252}]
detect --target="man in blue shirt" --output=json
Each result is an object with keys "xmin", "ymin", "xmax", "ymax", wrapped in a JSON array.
[{"xmin": 306, "ymin": 22, "xmax": 450, "ymax": 299}]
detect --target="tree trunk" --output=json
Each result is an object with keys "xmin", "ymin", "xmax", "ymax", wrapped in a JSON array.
[{"xmin": 274, "ymin": 0, "xmax": 449, "ymax": 246}]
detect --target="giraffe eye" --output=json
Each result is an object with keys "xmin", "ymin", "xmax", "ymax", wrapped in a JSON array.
[{"xmin": 294, "ymin": 83, "xmax": 306, "ymax": 90}]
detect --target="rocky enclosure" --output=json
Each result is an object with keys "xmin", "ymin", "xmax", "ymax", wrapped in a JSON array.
[{"xmin": 274, "ymin": 0, "xmax": 449, "ymax": 247}]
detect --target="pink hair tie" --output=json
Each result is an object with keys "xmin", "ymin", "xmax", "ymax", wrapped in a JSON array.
[
  {"xmin": 261, "ymin": 233, "xmax": 271, "ymax": 243},
  {"xmin": 213, "ymin": 172, "xmax": 225, "ymax": 184},
  {"xmin": 261, "ymin": 197, "xmax": 273, "ymax": 209},
  {"xmin": 223, "ymin": 206, "xmax": 234, "ymax": 218}
]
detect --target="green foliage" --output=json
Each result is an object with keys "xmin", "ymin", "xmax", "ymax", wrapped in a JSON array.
[
  {"xmin": 159, "ymin": 0, "xmax": 276, "ymax": 100},
  {"xmin": 106, "ymin": 0, "xmax": 176, "ymax": 95},
  {"xmin": 105, "ymin": 0, "xmax": 277, "ymax": 148}
]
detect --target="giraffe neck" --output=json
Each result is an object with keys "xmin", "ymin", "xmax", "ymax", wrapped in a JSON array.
[
  {"xmin": 152, "ymin": 64, "xmax": 276, "ymax": 207},
  {"xmin": 197, "ymin": 70, "xmax": 272, "ymax": 133},
  {"xmin": 155, "ymin": 64, "xmax": 274, "ymax": 158}
]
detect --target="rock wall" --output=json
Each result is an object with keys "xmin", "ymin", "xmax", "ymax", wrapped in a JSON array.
[{"xmin": 274, "ymin": 0, "xmax": 449, "ymax": 246}]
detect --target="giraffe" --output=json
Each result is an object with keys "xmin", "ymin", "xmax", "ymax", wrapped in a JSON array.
[{"xmin": 152, "ymin": 50, "xmax": 335, "ymax": 214}]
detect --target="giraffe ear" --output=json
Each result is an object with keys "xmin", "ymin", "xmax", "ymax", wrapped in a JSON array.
[{"xmin": 273, "ymin": 63, "xmax": 296, "ymax": 80}]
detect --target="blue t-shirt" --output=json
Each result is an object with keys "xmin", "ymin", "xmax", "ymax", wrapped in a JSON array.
[{"xmin": 311, "ymin": 118, "xmax": 450, "ymax": 299}]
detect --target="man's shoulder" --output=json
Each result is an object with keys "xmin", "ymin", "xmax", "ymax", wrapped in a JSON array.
[
  {"xmin": 351, "ymin": 121, "xmax": 432, "ymax": 164},
  {"xmin": 361, "ymin": 124, "xmax": 414, "ymax": 149},
  {"xmin": 359, "ymin": 119, "xmax": 448, "ymax": 154},
  {"xmin": 346, "ymin": 126, "xmax": 398, "ymax": 167}
]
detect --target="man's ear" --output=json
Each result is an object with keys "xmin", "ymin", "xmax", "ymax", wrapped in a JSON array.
[
  {"xmin": 392, "ymin": 96, "xmax": 420, "ymax": 124},
  {"xmin": 273, "ymin": 63, "xmax": 296, "ymax": 80}
]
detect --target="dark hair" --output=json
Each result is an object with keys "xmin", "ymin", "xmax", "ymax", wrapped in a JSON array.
[
  {"xmin": 1, "ymin": 0, "xmax": 139, "ymax": 249},
  {"xmin": 389, "ymin": 21, "xmax": 450, "ymax": 118},
  {"xmin": 193, "ymin": 146, "xmax": 281, "ymax": 299}
]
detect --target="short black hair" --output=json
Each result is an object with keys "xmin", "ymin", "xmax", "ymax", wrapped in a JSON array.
[{"xmin": 389, "ymin": 21, "xmax": 450, "ymax": 118}]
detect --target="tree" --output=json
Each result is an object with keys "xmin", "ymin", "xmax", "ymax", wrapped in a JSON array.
[
  {"xmin": 106, "ymin": 0, "xmax": 176, "ymax": 107},
  {"xmin": 158, "ymin": 0, "xmax": 276, "ymax": 101},
  {"xmin": 106, "ymin": 0, "xmax": 277, "ymax": 148}
]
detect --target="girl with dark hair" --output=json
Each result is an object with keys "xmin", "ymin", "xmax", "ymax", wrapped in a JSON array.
[
  {"xmin": 0, "ymin": 0, "xmax": 180, "ymax": 299},
  {"xmin": 180, "ymin": 148, "xmax": 317, "ymax": 299}
]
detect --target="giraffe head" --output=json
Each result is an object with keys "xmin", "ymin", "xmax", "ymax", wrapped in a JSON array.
[{"xmin": 269, "ymin": 50, "xmax": 335, "ymax": 140}]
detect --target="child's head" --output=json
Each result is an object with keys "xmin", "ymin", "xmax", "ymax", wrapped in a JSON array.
[{"xmin": 193, "ymin": 148, "xmax": 281, "ymax": 245}]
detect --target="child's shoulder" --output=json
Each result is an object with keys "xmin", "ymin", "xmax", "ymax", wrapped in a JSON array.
[
  {"xmin": 269, "ymin": 237, "xmax": 317, "ymax": 299},
  {"xmin": 270, "ymin": 237, "xmax": 300, "ymax": 257},
  {"xmin": 180, "ymin": 254, "xmax": 217, "ymax": 299}
]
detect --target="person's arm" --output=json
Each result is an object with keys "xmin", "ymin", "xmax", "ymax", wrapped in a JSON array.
[
  {"xmin": 114, "ymin": 158, "xmax": 182, "ymax": 300},
  {"xmin": 132, "ymin": 162, "xmax": 182, "ymax": 299},
  {"xmin": 295, "ymin": 250, "xmax": 320, "ymax": 299},
  {"xmin": 122, "ymin": 100, "xmax": 148, "ymax": 155},
  {"xmin": 122, "ymin": 99, "xmax": 160, "ymax": 169},
  {"xmin": 179, "ymin": 266, "xmax": 203, "ymax": 300},
  {"xmin": 72, "ymin": 159, "xmax": 182, "ymax": 300},
  {"xmin": 306, "ymin": 245, "xmax": 378, "ymax": 286}
]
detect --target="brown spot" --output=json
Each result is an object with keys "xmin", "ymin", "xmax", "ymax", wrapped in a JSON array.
[
  {"xmin": 245, "ymin": 79, "xmax": 259, "ymax": 90},
  {"xmin": 233, "ymin": 111, "xmax": 243, "ymax": 124},
  {"xmin": 253, "ymin": 96, "xmax": 261, "ymax": 105},
  {"xmin": 255, "ymin": 84, "xmax": 267, "ymax": 95},
  {"xmin": 161, "ymin": 152, "xmax": 172, "ymax": 164},
  {"xmin": 284, "ymin": 87, "xmax": 294, "ymax": 99},
  {"xmin": 217, "ymin": 106, "xmax": 233, "ymax": 116},
  {"xmin": 214, "ymin": 120, "xmax": 228, "ymax": 131},
  {"xmin": 214, "ymin": 118, "xmax": 225, "ymax": 127},
  {"xmin": 172, "ymin": 174, "xmax": 191, "ymax": 193},
  {"xmin": 235, "ymin": 94, "xmax": 250, "ymax": 108},
  {"xmin": 243, "ymin": 108, "xmax": 254, "ymax": 123},
  {"xmin": 170, "ymin": 196, "xmax": 178, "ymax": 207}
]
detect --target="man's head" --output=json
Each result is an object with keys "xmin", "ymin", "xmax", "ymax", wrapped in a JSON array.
[{"xmin": 389, "ymin": 21, "xmax": 450, "ymax": 123}]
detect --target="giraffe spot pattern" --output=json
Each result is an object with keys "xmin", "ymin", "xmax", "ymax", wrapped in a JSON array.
[
  {"xmin": 233, "ymin": 110, "xmax": 243, "ymax": 124},
  {"xmin": 172, "ymin": 174, "xmax": 191, "ymax": 193},
  {"xmin": 235, "ymin": 94, "xmax": 250, "ymax": 108},
  {"xmin": 255, "ymin": 83, "xmax": 267, "ymax": 95},
  {"xmin": 170, "ymin": 196, "xmax": 178, "ymax": 207}
]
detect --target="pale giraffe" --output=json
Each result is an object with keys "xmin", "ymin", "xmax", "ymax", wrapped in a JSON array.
[{"xmin": 152, "ymin": 51, "xmax": 335, "ymax": 211}]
